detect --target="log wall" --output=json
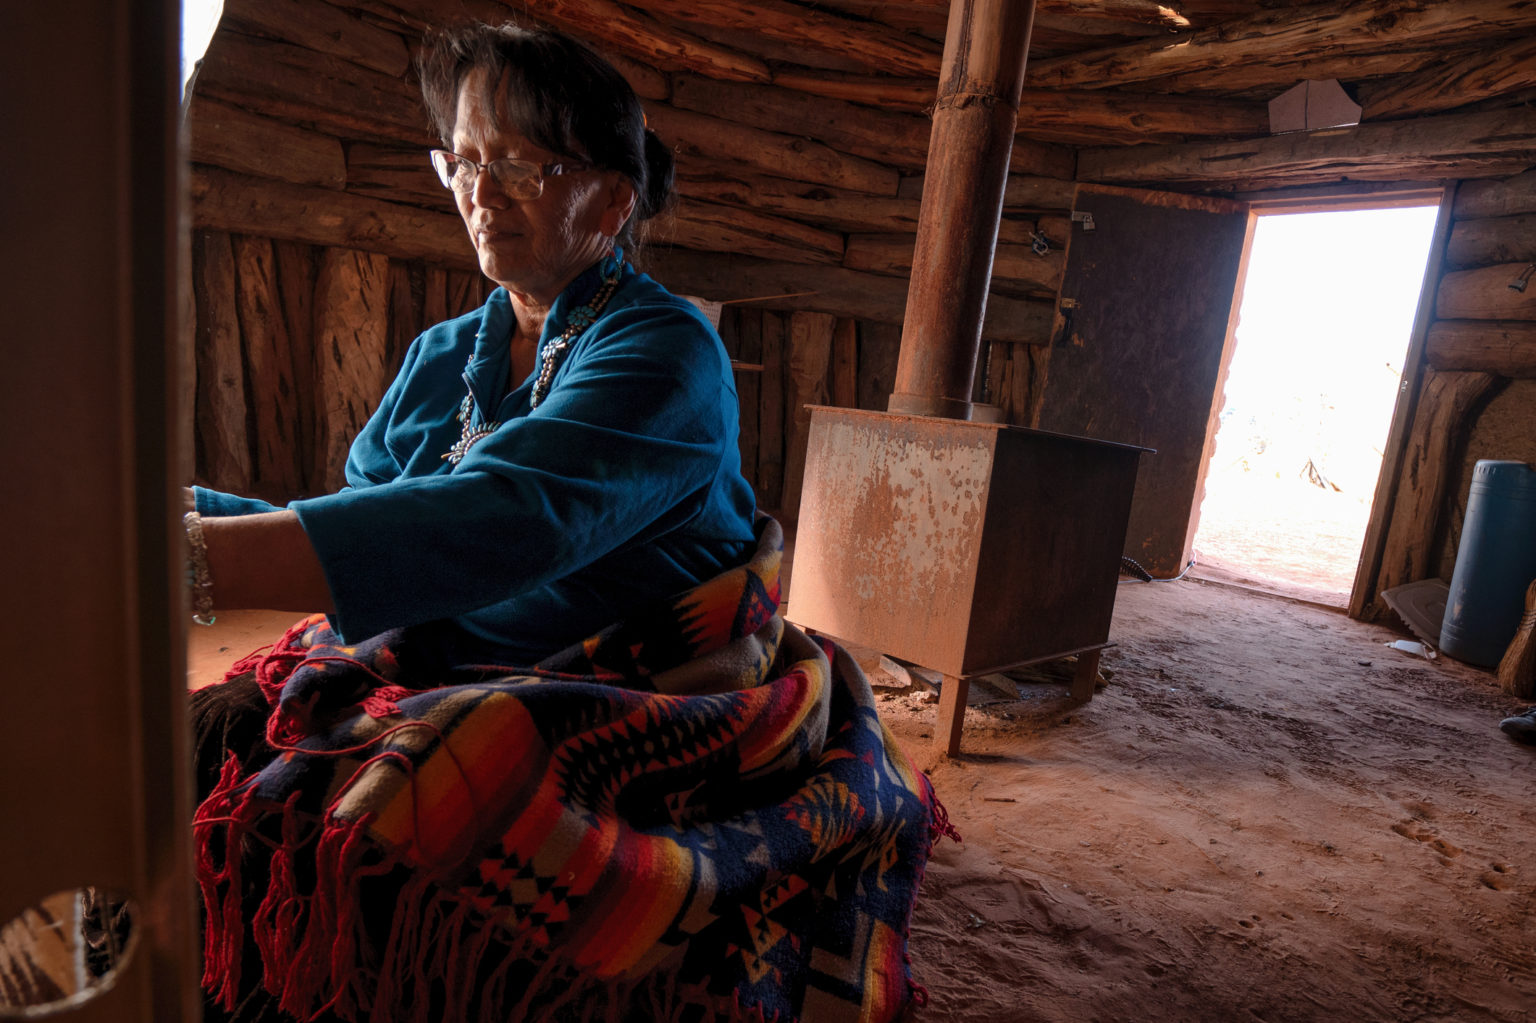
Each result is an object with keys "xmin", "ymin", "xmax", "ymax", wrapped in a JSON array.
[
  {"xmin": 1367, "ymin": 167, "xmax": 1536, "ymax": 612},
  {"xmin": 186, "ymin": 8, "xmax": 1075, "ymax": 511}
]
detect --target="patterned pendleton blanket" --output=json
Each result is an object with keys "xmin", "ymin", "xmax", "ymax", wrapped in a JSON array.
[{"xmin": 195, "ymin": 516, "xmax": 951, "ymax": 1023}]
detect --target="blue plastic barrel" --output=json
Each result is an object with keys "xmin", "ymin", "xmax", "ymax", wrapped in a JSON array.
[{"xmin": 1440, "ymin": 460, "xmax": 1536, "ymax": 667}]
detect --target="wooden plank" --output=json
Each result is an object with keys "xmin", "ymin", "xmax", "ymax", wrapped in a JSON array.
[
  {"xmin": 273, "ymin": 240, "xmax": 317, "ymax": 493},
  {"xmin": 1446, "ymin": 214, "xmax": 1536, "ymax": 269},
  {"xmin": 757, "ymin": 311, "xmax": 786, "ymax": 511},
  {"xmin": 669, "ymin": 74, "xmax": 934, "ymax": 170},
  {"xmin": 1028, "ymin": 0, "xmax": 1536, "ymax": 91},
  {"xmin": 233, "ymin": 236, "xmax": 305, "ymax": 498},
  {"xmin": 219, "ymin": 0, "xmax": 411, "ymax": 75},
  {"xmin": 646, "ymin": 249, "xmax": 1055, "ymax": 343},
  {"xmin": 646, "ymin": 104, "xmax": 900, "ymax": 197},
  {"xmin": 193, "ymin": 230, "xmax": 252, "ymax": 491},
  {"xmin": 1351, "ymin": 189, "xmax": 1454, "ymax": 621},
  {"xmin": 1437, "ymin": 263, "xmax": 1536, "ymax": 321},
  {"xmin": 623, "ymin": 0, "xmax": 940, "ymax": 78},
  {"xmin": 1455, "ymin": 169, "xmax": 1536, "ymax": 219},
  {"xmin": 782, "ymin": 311, "xmax": 836, "ymax": 521},
  {"xmin": 1078, "ymin": 108, "xmax": 1536, "ymax": 191},
  {"xmin": 831, "ymin": 318, "xmax": 859, "ymax": 409},
  {"xmin": 312, "ymin": 248, "xmax": 392, "ymax": 492},
  {"xmin": 856, "ymin": 322, "xmax": 902, "ymax": 412},
  {"xmin": 1359, "ymin": 36, "xmax": 1536, "ymax": 121},
  {"xmin": 1035, "ymin": 189, "xmax": 1250, "ymax": 577},
  {"xmin": 651, "ymin": 200, "xmax": 845, "ymax": 265},
  {"xmin": 196, "ymin": 30, "xmax": 432, "ymax": 146},
  {"xmin": 844, "ymin": 233, "xmax": 1065, "ymax": 296},
  {"xmin": 191, "ymin": 166, "xmax": 475, "ymax": 270},
  {"xmin": 346, "ymin": 143, "xmax": 457, "ymax": 213},
  {"xmin": 1426, "ymin": 320, "xmax": 1536, "ymax": 376},
  {"xmin": 733, "ymin": 307, "xmax": 762, "ymax": 489},
  {"xmin": 423, "ymin": 268, "xmax": 448, "ymax": 329},
  {"xmin": 386, "ymin": 261, "xmax": 423, "ymax": 375},
  {"xmin": 1372, "ymin": 370, "xmax": 1503, "ymax": 599},
  {"xmin": 187, "ymin": 95, "xmax": 346, "ymax": 190},
  {"xmin": 447, "ymin": 270, "xmax": 488, "ymax": 318},
  {"xmin": 678, "ymin": 171, "xmax": 923, "ymax": 233}
]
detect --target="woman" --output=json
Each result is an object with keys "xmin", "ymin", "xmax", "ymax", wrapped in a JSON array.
[
  {"xmin": 191, "ymin": 23, "xmax": 937, "ymax": 1023},
  {"xmin": 188, "ymin": 22, "xmax": 756, "ymax": 664}
]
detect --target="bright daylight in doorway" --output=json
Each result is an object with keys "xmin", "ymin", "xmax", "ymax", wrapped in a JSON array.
[{"xmin": 1194, "ymin": 204, "xmax": 1441, "ymax": 605}]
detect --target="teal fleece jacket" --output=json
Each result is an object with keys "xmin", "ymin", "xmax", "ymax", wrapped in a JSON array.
[{"xmin": 196, "ymin": 253, "xmax": 757, "ymax": 662}]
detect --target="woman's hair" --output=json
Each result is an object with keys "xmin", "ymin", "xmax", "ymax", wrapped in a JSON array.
[{"xmin": 418, "ymin": 22, "xmax": 675, "ymax": 252}]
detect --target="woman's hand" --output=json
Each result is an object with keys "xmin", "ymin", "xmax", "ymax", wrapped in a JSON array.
[{"xmin": 183, "ymin": 486, "xmax": 197, "ymax": 514}]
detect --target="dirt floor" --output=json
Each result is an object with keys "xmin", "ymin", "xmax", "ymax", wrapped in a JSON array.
[{"xmin": 188, "ymin": 576, "xmax": 1536, "ymax": 1023}]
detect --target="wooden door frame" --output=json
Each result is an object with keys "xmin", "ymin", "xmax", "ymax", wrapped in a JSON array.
[
  {"xmin": 1, "ymin": 1, "xmax": 198, "ymax": 1018},
  {"xmin": 1189, "ymin": 180, "xmax": 1451, "ymax": 617}
]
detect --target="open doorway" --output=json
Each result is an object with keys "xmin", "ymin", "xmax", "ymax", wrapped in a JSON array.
[{"xmin": 1192, "ymin": 203, "xmax": 1441, "ymax": 607}]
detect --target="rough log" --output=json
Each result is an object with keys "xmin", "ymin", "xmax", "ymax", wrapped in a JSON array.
[
  {"xmin": 325, "ymin": 0, "xmax": 672, "ymax": 100},
  {"xmin": 233, "ymin": 236, "xmax": 306, "ymax": 497},
  {"xmin": 649, "ymin": 200, "xmax": 845, "ymax": 265},
  {"xmin": 1437, "ymin": 263, "xmax": 1536, "ymax": 321},
  {"xmin": 734, "ymin": 307, "xmax": 761, "ymax": 486},
  {"xmin": 500, "ymin": 0, "xmax": 770, "ymax": 81},
  {"xmin": 1137, "ymin": 49, "xmax": 1452, "ymax": 102},
  {"xmin": 1014, "ymin": 87, "xmax": 1268, "ymax": 145},
  {"xmin": 1077, "ymin": 108, "xmax": 1536, "ymax": 190},
  {"xmin": 670, "ymin": 75, "xmax": 934, "ymax": 170},
  {"xmin": 1028, "ymin": 0, "xmax": 1536, "ymax": 90},
  {"xmin": 647, "ymin": 104, "xmax": 900, "ymax": 197},
  {"xmin": 758, "ymin": 312, "xmax": 785, "ymax": 509},
  {"xmin": 782, "ymin": 311, "xmax": 836, "ymax": 520},
  {"xmin": 196, "ymin": 30, "xmax": 432, "ymax": 146},
  {"xmin": 191, "ymin": 166, "xmax": 475, "ymax": 270},
  {"xmin": 645, "ymin": 250, "xmax": 1055, "ymax": 343},
  {"xmin": 423, "ymin": 267, "xmax": 448, "ymax": 329},
  {"xmin": 447, "ymin": 271, "xmax": 490, "ymax": 319},
  {"xmin": 219, "ymin": 0, "xmax": 410, "ymax": 75},
  {"xmin": 813, "ymin": 0, "xmax": 1188, "ymax": 28},
  {"xmin": 312, "ymin": 248, "xmax": 392, "ymax": 493},
  {"xmin": 844, "ymin": 233, "xmax": 1065, "ymax": 295},
  {"xmin": 1456, "ymin": 170, "xmax": 1536, "ymax": 219},
  {"xmin": 1426, "ymin": 320, "xmax": 1536, "ymax": 376},
  {"xmin": 831, "ymin": 318, "xmax": 859, "ymax": 409},
  {"xmin": 769, "ymin": 71, "xmax": 934, "ymax": 113},
  {"xmin": 273, "ymin": 240, "xmax": 318, "ymax": 483},
  {"xmin": 677, "ymin": 172, "xmax": 924, "ymax": 233},
  {"xmin": 856, "ymin": 322, "xmax": 902, "ymax": 412},
  {"xmin": 1359, "ymin": 37, "xmax": 1536, "ymax": 121},
  {"xmin": 387, "ymin": 262, "xmax": 422, "ymax": 389},
  {"xmin": 899, "ymin": 173, "xmax": 1078, "ymax": 212},
  {"xmin": 188, "ymin": 96, "xmax": 347, "ymax": 190},
  {"xmin": 1374, "ymin": 369, "xmax": 1502, "ymax": 596},
  {"xmin": 345, "ymin": 143, "xmax": 455, "ymax": 212},
  {"xmin": 623, "ymin": 0, "xmax": 940, "ymax": 78},
  {"xmin": 193, "ymin": 230, "xmax": 252, "ymax": 491},
  {"xmin": 1446, "ymin": 214, "xmax": 1536, "ymax": 269}
]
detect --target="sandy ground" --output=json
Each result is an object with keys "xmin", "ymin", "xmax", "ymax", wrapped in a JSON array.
[
  {"xmin": 187, "ymin": 523, "xmax": 1536, "ymax": 1022},
  {"xmin": 872, "ymin": 578, "xmax": 1536, "ymax": 1023}
]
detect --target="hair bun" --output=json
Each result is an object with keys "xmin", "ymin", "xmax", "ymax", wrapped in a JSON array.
[{"xmin": 638, "ymin": 128, "xmax": 676, "ymax": 221}]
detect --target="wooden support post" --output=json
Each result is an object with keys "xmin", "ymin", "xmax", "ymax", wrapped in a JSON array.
[
  {"xmin": 1071, "ymin": 649, "xmax": 1103, "ymax": 702},
  {"xmin": 935, "ymin": 674, "xmax": 971, "ymax": 757},
  {"xmin": 890, "ymin": 0, "xmax": 1036, "ymax": 419}
]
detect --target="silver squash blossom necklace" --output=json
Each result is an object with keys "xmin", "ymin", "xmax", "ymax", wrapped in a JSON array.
[{"xmin": 443, "ymin": 257, "xmax": 625, "ymax": 466}]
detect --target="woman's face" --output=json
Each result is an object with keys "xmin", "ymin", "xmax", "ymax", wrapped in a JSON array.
[{"xmin": 451, "ymin": 68, "xmax": 635, "ymax": 308}]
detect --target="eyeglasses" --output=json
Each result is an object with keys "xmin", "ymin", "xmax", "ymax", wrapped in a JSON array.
[{"xmin": 428, "ymin": 149, "xmax": 590, "ymax": 200}]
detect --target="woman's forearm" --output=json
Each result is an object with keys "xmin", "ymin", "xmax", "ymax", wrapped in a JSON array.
[{"xmin": 200, "ymin": 510, "xmax": 336, "ymax": 615}]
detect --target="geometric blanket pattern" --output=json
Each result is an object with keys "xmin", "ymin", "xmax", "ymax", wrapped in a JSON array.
[{"xmin": 194, "ymin": 516, "xmax": 952, "ymax": 1022}]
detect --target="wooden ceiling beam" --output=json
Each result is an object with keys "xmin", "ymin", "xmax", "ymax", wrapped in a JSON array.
[
  {"xmin": 1015, "ymin": 86, "xmax": 1266, "ymax": 144},
  {"xmin": 621, "ymin": 0, "xmax": 942, "ymax": 78},
  {"xmin": 1358, "ymin": 37, "xmax": 1536, "ymax": 121},
  {"xmin": 1028, "ymin": 0, "xmax": 1536, "ymax": 91},
  {"xmin": 1141, "ymin": 48, "xmax": 1448, "ymax": 99},
  {"xmin": 1077, "ymin": 107, "xmax": 1536, "ymax": 190}
]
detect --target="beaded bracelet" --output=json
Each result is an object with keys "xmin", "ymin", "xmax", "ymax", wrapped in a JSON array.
[{"xmin": 183, "ymin": 511, "xmax": 217, "ymax": 626}]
